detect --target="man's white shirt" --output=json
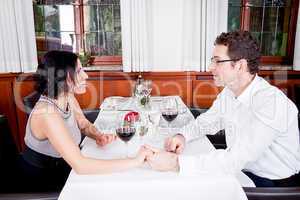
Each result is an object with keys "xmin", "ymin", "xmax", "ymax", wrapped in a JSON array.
[{"xmin": 179, "ymin": 75, "xmax": 300, "ymax": 179}]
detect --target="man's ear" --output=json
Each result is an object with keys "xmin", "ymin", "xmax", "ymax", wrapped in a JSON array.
[{"xmin": 238, "ymin": 59, "xmax": 248, "ymax": 72}]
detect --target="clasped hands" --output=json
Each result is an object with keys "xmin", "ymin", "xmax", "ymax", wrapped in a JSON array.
[
  {"xmin": 94, "ymin": 131, "xmax": 186, "ymax": 172},
  {"xmin": 136, "ymin": 134, "xmax": 186, "ymax": 172}
]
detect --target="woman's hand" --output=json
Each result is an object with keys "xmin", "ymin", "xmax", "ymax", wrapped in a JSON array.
[
  {"xmin": 144, "ymin": 145, "xmax": 179, "ymax": 172},
  {"xmin": 95, "ymin": 133, "xmax": 117, "ymax": 147},
  {"xmin": 134, "ymin": 145, "xmax": 154, "ymax": 165}
]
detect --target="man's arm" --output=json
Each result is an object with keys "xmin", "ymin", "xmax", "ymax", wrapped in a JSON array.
[
  {"xmin": 180, "ymin": 92, "xmax": 225, "ymax": 142},
  {"xmin": 179, "ymin": 109, "xmax": 278, "ymax": 175},
  {"xmin": 148, "ymin": 119, "xmax": 277, "ymax": 174},
  {"xmin": 164, "ymin": 91, "xmax": 226, "ymax": 153},
  {"xmin": 149, "ymin": 106, "xmax": 279, "ymax": 174}
]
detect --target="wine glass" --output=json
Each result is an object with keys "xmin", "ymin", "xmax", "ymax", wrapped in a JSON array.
[
  {"xmin": 142, "ymin": 80, "xmax": 152, "ymax": 97},
  {"xmin": 135, "ymin": 80, "xmax": 152, "ymax": 108},
  {"xmin": 115, "ymin": 113, "xmax": 136, "ymax": 158},
  {"xmin": 137, "ymin": 114, "xmax": 149, "ymax": 144},
  {"xmin": 160, "ymin": 97, "xmax": 178, "ymax": 135}
]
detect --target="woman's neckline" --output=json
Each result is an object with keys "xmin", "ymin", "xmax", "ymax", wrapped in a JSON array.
[{"xmin": 40, "ymin": 95, "xmax": 71, "ymax": 117}]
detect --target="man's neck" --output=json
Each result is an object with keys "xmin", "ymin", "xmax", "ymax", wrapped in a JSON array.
[{"xmin": 229, "ymin": 74, "xmax": 255, "ymax": 97}]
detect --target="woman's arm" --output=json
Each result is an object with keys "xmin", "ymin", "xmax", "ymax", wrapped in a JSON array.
[
  {"xmin": 31, "ymin": 103, "xmax": 152, "ymax": 174},
  {"xmin": 69, "ymin": 94, "xmax": 116, "ymax": 146}
]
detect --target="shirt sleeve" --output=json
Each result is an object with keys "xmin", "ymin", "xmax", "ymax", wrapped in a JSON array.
[
  {"xmin": 179, "ymin": 111, "xmax": 278, "ymax": 175},
  {"xmin": 180, "ymin": 92, "xmax": 225, "ymax": 142}
]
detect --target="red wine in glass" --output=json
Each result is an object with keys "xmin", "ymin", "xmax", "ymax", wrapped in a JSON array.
[
  {"xmin": 116, "ymin": 126, "xmax": 136, "ymax": 157},
  {"xmin": 116, "ymin": 127, "xmax": 136, "ymax": 142},
  {"xmin": 162, "ymin": 111, "xmax": 178, "ymax": 122}
]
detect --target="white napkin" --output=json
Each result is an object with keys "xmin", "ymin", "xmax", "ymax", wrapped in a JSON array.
[{"xmin": 100, "ymin": 96, "xmax": 130, "ymax": 110}]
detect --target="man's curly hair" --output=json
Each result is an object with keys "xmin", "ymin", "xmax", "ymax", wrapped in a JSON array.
[{"xmin": 215, "ymin": 31, "xmax": 261, "ymax": 74}]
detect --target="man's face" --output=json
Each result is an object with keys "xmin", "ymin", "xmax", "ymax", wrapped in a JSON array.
[{"xmin": 208, "ymin": 45, "xmax": 239, "ymax": 87}]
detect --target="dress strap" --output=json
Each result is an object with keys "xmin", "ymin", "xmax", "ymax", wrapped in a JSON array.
[{"xmin": 39, "ymin": 95, "xmax": 71, "ymax": 119}]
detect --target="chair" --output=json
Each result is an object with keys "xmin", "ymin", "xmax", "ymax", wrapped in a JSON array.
[
  {"xmin": 189, "ymin": 107, "xmax": 208, "ymax": 119},
  {"xmin": 244, "ymin": 187, "xmax": 300, "ymax": 200},
  {"xmin": 0, "ymin": 114, "xmax": 21, "ymax": 193},
  {"xmin": 0, "ymin": 114, "xmax": 18, "ymax": 161},
  {"xmin": 83, "ymin": 108, "xmax": 100, "ymax": 123},
  {"xmin": 189, "ymin": 107, "xmax": 227, "ymax": 149},
  {"xmin": 293, "ymin": 84, "xmax": 300, "ymax": 111},
  {"xmin": 23, "ymin": 91, "xmax": 41, "ymax": 115},
  {"xmin": 0, "ymin": 192, "xmax": 59, "ymax": 200}
]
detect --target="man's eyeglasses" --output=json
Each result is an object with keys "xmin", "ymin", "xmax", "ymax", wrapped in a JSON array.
[{"xmin": 210, "ymin": 58, "xmax": 240, "ymax": 65}]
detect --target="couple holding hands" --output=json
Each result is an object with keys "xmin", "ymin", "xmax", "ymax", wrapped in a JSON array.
[{"xmin": 19, "ymin": 31, "xmax": 300, "ymax": 192}]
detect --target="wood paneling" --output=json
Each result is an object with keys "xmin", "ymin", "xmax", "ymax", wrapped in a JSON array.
[
  {"xmin": 13, "ymin": 78, "xmax": 36, "ymax": 150},
  {"xmin": 1, "ymin": 70, "xmax": 300, "ymax": 151},
  {"xmin": 192, "ymin": 80, "xmax": 223, "ymax": 108},
  {"xmin": 75, "ymin": 79, "xmax": 193, "ymax": 108},
  {"xmin": 269, "ymin": 79, "xmax": 300, "ymax": 104},
  {"xmin": 75, "ymin": 79, "xmax": 134, "ymax": 109},
  {"xmin": 151, "ymin": 80, "xmax": 192, "ymax": 106},
  {"xmin": 0, "ymin": 78, "xmax": 20, "ymax": 151}
]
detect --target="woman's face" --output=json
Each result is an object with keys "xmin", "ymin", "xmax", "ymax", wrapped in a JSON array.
[{"xmin": 72, "ymin": 59, "xmax": 88, "ymax": 94}]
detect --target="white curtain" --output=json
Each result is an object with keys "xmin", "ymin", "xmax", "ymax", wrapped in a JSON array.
[
  {"xmin": 293, "ymin": 5, "xmax": 300, "ymax": 70},
  {"xmin": 0, "ymin": 0, "xmax": 38, "ymax": 73},
  {"xmin": 121, "ymin": 0, "xmax": 228, "ymax": 72}
]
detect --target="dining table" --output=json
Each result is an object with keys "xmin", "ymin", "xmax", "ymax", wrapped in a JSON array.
[{"xmin": 58, "ymin": 96, "xmax": 254, "ymax": 200}]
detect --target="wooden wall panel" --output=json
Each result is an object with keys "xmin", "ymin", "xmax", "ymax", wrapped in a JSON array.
[
  {"xmin": 0, "ymin": 78, "xmax": 20, "ymax": 150},
  {"xmin": 75, "ymin": 78, "xmax": 194, "ymax": 109},
  {"xmin": 1, "ymin": 70, "xmax": 300, "ymax": 151},
  {"xmin": 75, "ymin": 79, "xmax": 134, "ymax": 109},
  {"xmin": 269, "ymin": 79, "xmax": 300, "ymax": 105},
  {"xmin": 151, "ymin": 80, "xmax": 192, "ymax": 106},
  {"xmin": 192, "ymin": 80, "xmax": 223, "ymax": 108},
  {"xmin": 13, "ymin": 79, "xmax": 35, "ymax": 150}
]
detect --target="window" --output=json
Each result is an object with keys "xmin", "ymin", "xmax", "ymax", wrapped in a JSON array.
[
  {"xmin": 228, "ymin": 0, "xmax": 299, "ymax": 65},
  {"xmin": 33, "ymin": 0, "xmax": 122, "ymax": 66}
]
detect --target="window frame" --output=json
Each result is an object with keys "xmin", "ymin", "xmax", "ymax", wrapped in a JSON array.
[
  {"xmin": 34, "ymin": 0, "xmax": 122, "ymax": 66},
  {"xmin": 239, "ymin": 0, "xmax": 299, "ymax": 65},
  {"xmin": 75, "ymin": 0, "xmax": 122, "ymax": 66}
]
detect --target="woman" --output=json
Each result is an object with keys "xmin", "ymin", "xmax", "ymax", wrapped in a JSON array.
[{"xmin": 18, "ymin": 51, "xmax": 152, "ymax": 192}]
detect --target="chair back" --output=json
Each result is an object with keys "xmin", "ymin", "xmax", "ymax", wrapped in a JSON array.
[
  {"xmin": 23, "ymin": 92, "xmax": 41, "ymax": 115},
  {"xmin": 0, "ymin": 115, "xmax": 18, "ymax": 162},
  {"xmin": 244, "ymin": 187, "xmax": 300, "ymax": 200}
]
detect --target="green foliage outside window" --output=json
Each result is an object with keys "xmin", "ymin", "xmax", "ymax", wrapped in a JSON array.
[{"xmin": 228, "ymin": 0, "xmax": 292, "ymax": 57}]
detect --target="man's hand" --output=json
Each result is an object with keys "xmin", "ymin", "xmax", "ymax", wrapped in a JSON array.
[
  {"xmin": 164, "ymin": 134, "xmax": 186, "ymax": 154},
  {"xmin": 145, "ymin": 145, "xmax": 179, "ymax": 172},
  {"xmin": 95, "ymin": 134, "xmax": 117, "ymax": 147}
]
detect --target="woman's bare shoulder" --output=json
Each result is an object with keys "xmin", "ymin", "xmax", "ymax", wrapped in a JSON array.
[
  {"xmin": 29, "ymin": 102, "xmax": 63, "ymax": 139},
  {"xmin": 31, "ymin": 101, "xmax": 61, "ymax": 117}
]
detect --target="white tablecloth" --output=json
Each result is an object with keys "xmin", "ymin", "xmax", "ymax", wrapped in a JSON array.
[{"xmin": 59, "ymin": 96, "xmax": 254, "ymax": 200}]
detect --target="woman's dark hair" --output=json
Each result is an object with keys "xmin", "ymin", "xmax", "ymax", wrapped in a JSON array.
[
  {"xmin": 215, "ymin": 31, "xmax": 261, "ymax": 74},
  {"xmin": 35, "ymin": 50, "xmax": 78, "ymax": 99}
]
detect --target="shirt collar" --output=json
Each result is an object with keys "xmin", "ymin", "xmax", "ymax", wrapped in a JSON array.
[{"xmin": 236, "ymin": 74, "xmax": 260, "ymax": 106}]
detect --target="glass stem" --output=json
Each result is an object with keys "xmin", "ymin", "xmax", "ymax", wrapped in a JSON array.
[{"xmin": 126, "ymin": 142, "xmax": 129, "ymax": 158}]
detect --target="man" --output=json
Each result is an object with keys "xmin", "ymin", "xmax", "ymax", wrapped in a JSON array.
[{"xmin": 147, "ymin": 31, "xmax": 300, "ymax": 187}]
